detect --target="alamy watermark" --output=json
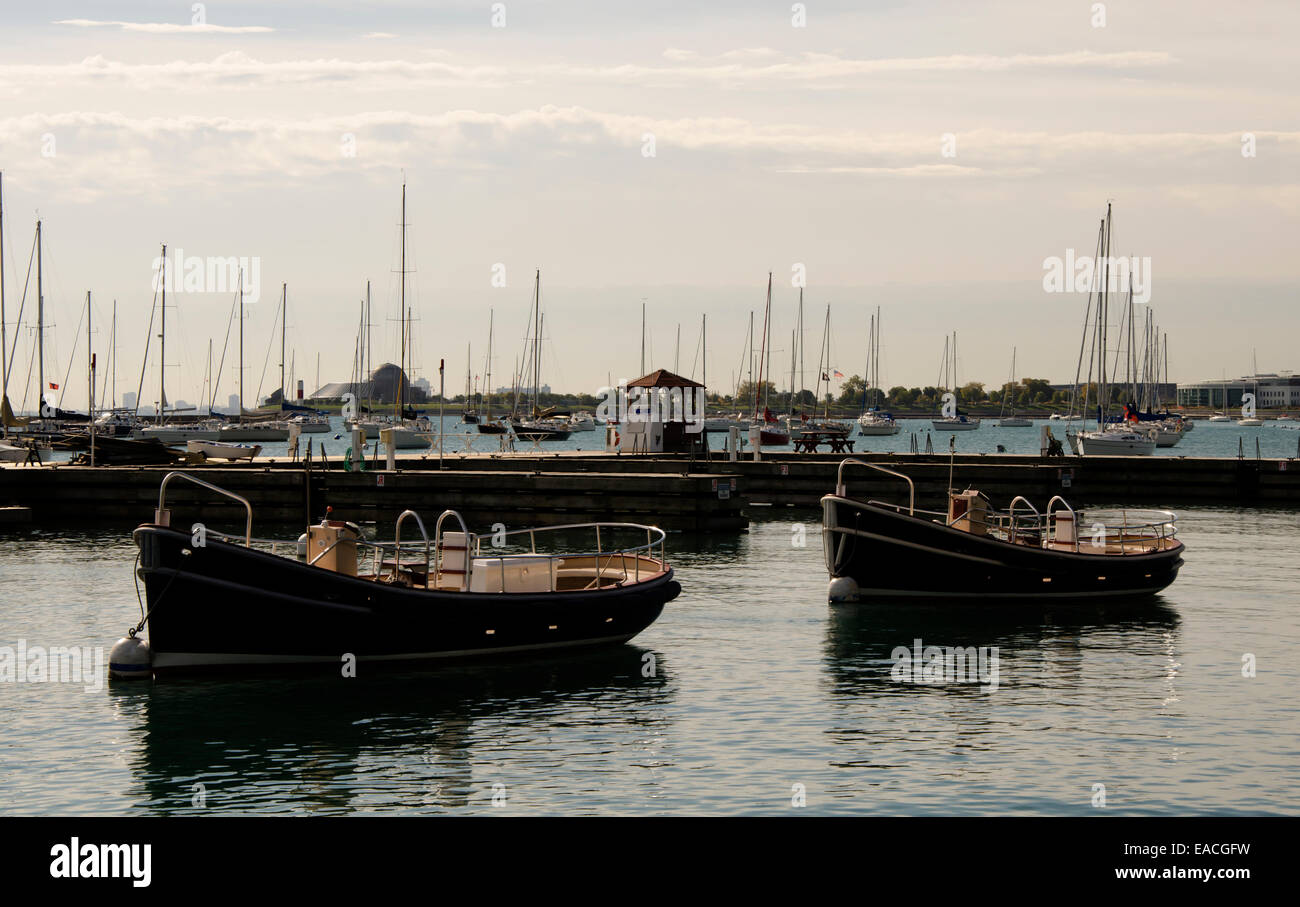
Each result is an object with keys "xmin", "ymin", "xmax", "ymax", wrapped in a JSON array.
[
  {"xmin": 891, "ymin": 639, "xmax": 1000, "ymax": 692},
  {"xmin": 1042, "ymin": 250, "xmax": 1151, "ymax": 304},
  {"xmin": 595, "ymin": 382, "xmax": 705, "ymax": 432},
  {"xmin": 150, "ymin": 247, "xmax": 262, "ymax": 303},
  {"xmin": 1, "ymin": 640, "xmax": 104, "ymax": 692}
]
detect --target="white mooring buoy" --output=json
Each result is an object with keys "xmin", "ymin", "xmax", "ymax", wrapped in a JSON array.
[
  {"xmin": 108, "ymin": 636, "xmax": 152, "ymax": 679},
  {"xmin": 827, "ymin": 576, "xmax": 861, "ymax": 604}
]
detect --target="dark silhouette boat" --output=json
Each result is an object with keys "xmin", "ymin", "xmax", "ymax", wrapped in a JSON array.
[
  {"xmin": 116, "ymin": 472, "xmax": 679, "ymax": 675},
  {"xmin": 821, "ymin": 458, "xmax": 1184, "ymax": 602}
]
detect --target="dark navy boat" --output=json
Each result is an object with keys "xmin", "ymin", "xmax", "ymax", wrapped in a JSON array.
[
  {"xmin": 114, "ymin": 472, "xmax": 679, "ymax": 675},
  {"xmin": 821, "ymin": 458, "xmax": 1184, "ymax": 602}
]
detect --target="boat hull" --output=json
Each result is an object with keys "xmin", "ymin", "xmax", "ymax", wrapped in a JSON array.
[
  {"xmin": 133, "ymin": 526, "xmax": 678, "ymax": 672},
  {"xmin": 822, "ymin": 496, "xmax": 1182, "ymax": 601}
]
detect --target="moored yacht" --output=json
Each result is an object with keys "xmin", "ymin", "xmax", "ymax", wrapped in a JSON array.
[
  {"xmin": 821, "ymin": 458, "xmax": 1183, "ymax": 602},
  {"xmin": 111, "ymin": 471, "xmax": 680, "ymax": 675}
]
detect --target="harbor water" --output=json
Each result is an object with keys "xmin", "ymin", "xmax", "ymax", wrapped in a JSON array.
[
  {"xmin": 31, "ymin": 415, "xmax": 1300, "ymax": 464},
  {"xmin": 0, "ymin": 503, "xmax": 1295, "ymax": 815}
]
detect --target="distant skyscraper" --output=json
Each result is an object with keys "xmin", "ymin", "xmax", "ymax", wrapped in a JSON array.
[
  {"xmin": 122, "ymin": 392, "xmax": 137, "ymax": 411},
  {"xmin": 227, "ymin": 393, "xmax": 240, "ymax": 414}
]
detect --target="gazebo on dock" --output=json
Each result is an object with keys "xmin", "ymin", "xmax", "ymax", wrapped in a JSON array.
[{"xmin": 608, "ymin": 369, "xmax": 706, "ymax": 453}]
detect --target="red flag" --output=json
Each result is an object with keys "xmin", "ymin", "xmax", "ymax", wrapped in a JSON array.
[{"xmin": 48, "ymin": 382, "xmax": 59, "ymax": 390}]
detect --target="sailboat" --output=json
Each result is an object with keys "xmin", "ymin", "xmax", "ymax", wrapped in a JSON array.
[
  {"xmin": 219, "ymin": 281, "xmax": 290, "ymax": 441},
  {"xmin": 475, "ymin": 310, "xmax": 510, "ymax": 434},
  {"xmin": 931, "ymin": 332, "xmax": 981, "ymax": 431},
  {"xmin": 346, "ymin": 185, "xmax": 431, "ymax": 449},
  {"xmin": 461, "ymin": 344, "xmax": 479, "ymax": 423},
  {"xmin": 132, "ymin": 244, "xmax": 225, "ymax": 443},
  {"xmin": 1073, "ymin": 204, "xmax": 1156, "ymax": 456},
  {"xmin": 857, "ymin": 306, "xmax": 900, "ymax": 436},
  {"xmin": 996, "ymin": 348, "xmax": 1033, "ymax": 427},
  {"xmin": 800, "ymin": 304, "xmax": 852, "ymax": 439},
  {"xmin": 750, "ymin": 274, "xmax": 789, "ymax": 446},
  {"xmin": 1238, "ymin": 356, "xmax": 1263, "ymax": 425},
  {"xmin": 513, "ymin": 270, "xmax": 571, "ymax": 441}
]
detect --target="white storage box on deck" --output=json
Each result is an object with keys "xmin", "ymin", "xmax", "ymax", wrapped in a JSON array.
[
  {"xmin": 1054, "ymin": 511, "xmax": 1076, "ymax": 544},
  {"xmin": 469, "ymin": 556, "xmax": 561, "ymax": 593}
]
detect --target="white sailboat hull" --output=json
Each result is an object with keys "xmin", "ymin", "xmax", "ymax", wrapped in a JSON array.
[
  {"xmin": 1076, "ymin": 430, "xmax": 1157, "ymax": 456},
  {"xmin": 186, "ymin": 439, "xmax": 262, "ymax": 461}
]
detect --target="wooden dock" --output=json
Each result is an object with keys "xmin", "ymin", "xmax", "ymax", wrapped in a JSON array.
[
  {"xmin": 1, "ymin": 450, "xmax": 1295, "ymax": 536},
  {"xmin": 0, "ymin": 462, "xmax": 748, "ymax": 533}
]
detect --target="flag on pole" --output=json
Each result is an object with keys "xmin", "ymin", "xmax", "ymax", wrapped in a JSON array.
[
  {"xmin": 48, "ymin": 382, "xmax": 59, "ymax": 390},
  {"xmin": 833, "ymin": 369, "xmax": 844, "ymax": 379}
]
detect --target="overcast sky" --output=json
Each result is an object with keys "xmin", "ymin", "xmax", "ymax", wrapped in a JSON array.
[{"xmin": 1, "ymin": 0, "xmax": 1296, "ymax": 412}]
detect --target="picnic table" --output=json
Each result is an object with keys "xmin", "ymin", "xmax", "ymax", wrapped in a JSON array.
[{"xmin": 792, "ymin": 430, "xmax": 855, "ymax": 453}]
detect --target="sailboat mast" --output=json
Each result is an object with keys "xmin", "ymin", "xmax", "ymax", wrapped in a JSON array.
[
  {"xmin": 365, "ymin": 280, "xmax": 371, "ymax": 415},
  {"xmin": 701, "ymin": 313, "xmax": 707, "ymax": 408},
  {"xmin": 398, "ymin": 183, "xmax": 406, "ymax": 422},
  {"xmin": 279, "ymin": 282, "xmax": 287, "ymax": 407},
  {"xmin": 533, "ymin": 269, "xmax": 541, "ymax": 415},
  {"xmin": 86, "ymin": 291, "xmax": 92, "ymax": 420},
  {"xmin": 485, "ymin": 309, "xmax": 494, "ymax": 420},
  {"xmin": 158, "ymin": 243, "xmax": 165, "ymax": 425},
  {"xmin": 237, "ymin": 269, "xmax": 244, "ymax": 414},
  {"xmin": 111, "ymin": 300, "xmax": 117, "ymax": 410},
  {"xmin": 37, "ymin": 221, "xmax": 44, "ymax": 418}
]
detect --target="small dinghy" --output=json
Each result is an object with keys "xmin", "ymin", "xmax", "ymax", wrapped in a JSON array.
[
  {"xmin": 821, "ymin": 458, "xmax": 1184, "ymax": 602},
  {"xmin": 112, "ymin": 472, "xmax": 680, "ymax": 675},
  {"xmin": 186, "ymin": 439, "xmax": 262, "ymax": 461}
]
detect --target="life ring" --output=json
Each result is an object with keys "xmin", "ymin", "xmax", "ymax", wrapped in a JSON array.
[{"xmin": 612, "ymin": 430, "xmax": 620, "ymax": 446}]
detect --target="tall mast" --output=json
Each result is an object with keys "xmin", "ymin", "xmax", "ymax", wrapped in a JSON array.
[
  {"xmin": 398, "ymin": 183, "xmax": 406, "ymax": 422},
  {"xmin": 701, "ymin": 313, "xmax": 707, "ymax": 409},
  {"xmin": 86, "ymin": 291, "xmax": 92, "ymax": 420},
  {"xmin": 279, "ymin": 282, "xmax": 287, "ymax": 407},
  {"xmin": 158, "ymin": 243, "xmax": 165, "ymax": 425},
  {"xmin": 365, "ymin": 280, "xmax": 371, "ymax": 415},
  {"xmin": 37, "ymin": 220, "xmax": 44, "ymax": 418},
  {"xmin": 755, "ymin": 272, "xmax": 772, "ymax": 417},
  {"xmin": 485, "ymin": 309, "xmax": 493, "ymax": 420},
  {"xmin": 237, "ymin": 269, "xmax": 244, "ymax": 414},
  {"xmin": 640, "ymin": 300, "xmax": 645, "ymax": 376},
  {"xmin": 110, "ymin": 300, "xmax": 117, "ymax": 410},
  {"xmin": 533, "ymin": 269, "xmax": 541, "ymax": 415}
]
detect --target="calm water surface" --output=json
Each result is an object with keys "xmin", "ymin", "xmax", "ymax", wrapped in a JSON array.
[{"xmin": 0, "ymin": 505, "xmax": 1296, "ymax": 815}]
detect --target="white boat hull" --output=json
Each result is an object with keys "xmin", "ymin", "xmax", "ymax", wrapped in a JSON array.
[
  {"xmin": 133, "ymin": 426, "xmax": 221, "ymax": 443},
  {"xmin": 219, "ymin": 425, "xmax": 290, "ymax": 441},
  {"xmin": 1076, "ymin": 431, "xmax": 1157, "ymax": 456},
  {"xmin": 186, "ymin": 439, "xmax": 262, "ymax": 461},
  {"xmin": 932, "ymin": 419, "xmax": 981, "ymax": 431}
]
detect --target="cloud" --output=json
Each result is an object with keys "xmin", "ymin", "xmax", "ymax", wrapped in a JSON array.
[
  {"xmin": 53, "ymin": 19, "xmax": 273, "ymax": 34},
  {"xmin": 3, "ymin": 107, "xmax": 1293, "ymax": 203},
  {"xmin": 0, "ymin": 49, "xmax": 1175, "ymax": 95}
]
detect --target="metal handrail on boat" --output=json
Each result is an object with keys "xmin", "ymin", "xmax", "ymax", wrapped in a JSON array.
[
  {"xmin": 835, "ymin": 458, "xmax": 915, "ymax": 516},
  {"xmin": 1045, "ymin": 495, "xmax": 1079, "ymax": 552},
  {"xmin": 392, "ymin": 510, "xmax": 432, "ymax": 582},
  {"xmin": 433, "ymin": 509, "xmax": 475, "ymax": 590},
  {"xmin": 470, "ymin": 521, "xmax": 668, "ymax": 591},
  {"xmin": 156, "ymin": 471, "xmax": 253, "ymax": 546}
]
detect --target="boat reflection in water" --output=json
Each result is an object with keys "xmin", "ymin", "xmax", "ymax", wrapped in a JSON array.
[{"xmin": 110, "ymin": 646, "xmax": 672, "ymax": 815}]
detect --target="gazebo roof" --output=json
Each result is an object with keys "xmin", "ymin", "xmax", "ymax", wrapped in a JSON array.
[{"xmin": 627, "ymin": 369, "xmax": 705, "ymax": 389}]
